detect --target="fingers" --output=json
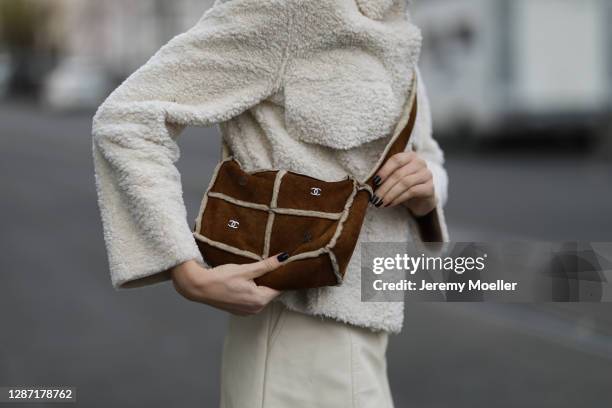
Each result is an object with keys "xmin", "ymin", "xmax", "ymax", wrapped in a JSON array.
[
  {"xmin": 372, "ymin": 152, "xmax": 430, "ymax": 207},
  {"xmin": 181, "ymin": 258, "xmax": 286, "ymax": 316},
  {"xmin": 229, "ymin": 286, "xmax": 281, "ymax": 316},
  {"xmin": 211, "ymin": 284, "xmax": 280, "ymax": 316},
  {"xmin": 380, "ymin": 169, "xmax": 431, "ymax": 207},
  {"xmin": 227, "ymin": 254, "xmax": 286, "ymax": 315},
  {"xmin": 240, "ymin": 252, "xmax": 289, "ymax": 279},
  {"xmin": 375, "ymin": 151, "xmax": 418, "ymax": 182},
  {"xmin": 371, "ymin": 163, "xmax": 420, "ymax": 206},
  {"xmin": 387, "ymin": 181, "xmax": 435, "ymax": 208},
  {"xmin": 245, "ymin": 286, "xmax": 281, "ymax": 315}
]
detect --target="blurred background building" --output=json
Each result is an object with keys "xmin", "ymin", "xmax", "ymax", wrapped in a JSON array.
[
  {"xmin": 0, "ymin": 0, "xmax": 213, "ymax": 107},
  {"xmin": 414, "ymin": 0, "xmax": 612, "ymax": 144},
  {"xmin": 1, "ymin": 1, "xmax": 612, "ymax": 407}
]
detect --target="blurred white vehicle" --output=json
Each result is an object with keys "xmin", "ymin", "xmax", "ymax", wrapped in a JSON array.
[
  {"xmin": 413, "ymin": 0, "xmax": 612, "ymax": 139},
  {"xmin": 43, "ymin": 56, "xmax": 112, "ymax": 111}
]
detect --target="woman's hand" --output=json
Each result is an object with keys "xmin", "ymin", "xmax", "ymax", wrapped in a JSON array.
[
  {"xmin": 170, "ymin": 253, "xmax": 289, "ymax": 316},
  {"xmin": 370, "ymin": 151, "xmax": 437, "ymax": 216}
]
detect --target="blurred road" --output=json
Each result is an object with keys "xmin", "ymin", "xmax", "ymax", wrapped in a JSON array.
[{"xmin": 1, "ymin": 102, "xmax": 612, "ymax": 407}]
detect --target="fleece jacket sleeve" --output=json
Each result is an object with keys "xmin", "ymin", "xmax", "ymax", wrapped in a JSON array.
[{"xmin": 92, "ymin": 1, "xmax": 291, "ymax": 289}]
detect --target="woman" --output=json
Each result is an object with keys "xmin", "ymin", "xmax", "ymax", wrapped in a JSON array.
[{"xmin": 92, "ymin": 0, "xmax": 448, "ymax": 406}]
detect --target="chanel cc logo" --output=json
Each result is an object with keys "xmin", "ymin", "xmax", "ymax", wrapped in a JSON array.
[
  {"xmin": 310, "ymin": 187, "xmax": 322, "ymax": 197},
  {"xmin": 227, "ymin": 219, "xmax": 240, "ymax": 229}
]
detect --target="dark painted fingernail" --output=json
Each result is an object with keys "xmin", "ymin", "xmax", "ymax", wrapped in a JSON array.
[
  {"xmin": 375, "ymin": 199, "xmax": 384, "ymax": 208},
  {"xmin": 277, "ymin": 252, "xmax": 289, "ymax": 262},
  {"xmin": 371, "ymin": 195, "xmax": 381, "ymax": 205},
  {"xmin": 373, "ymin": 175, "xmax": 382, "ymax": 186}
]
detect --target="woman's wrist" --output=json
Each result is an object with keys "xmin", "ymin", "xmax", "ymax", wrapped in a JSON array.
[
  {"xmin": 170, "ymin": 259, "xmax": 199, "ymax": 274},
  {"xmin": 402, "ymin": 195, "xmax": 437, "ymax": 217},
  {"xmin": 170, "ymin": 259, "xmax": 210, "ymax": 299}
]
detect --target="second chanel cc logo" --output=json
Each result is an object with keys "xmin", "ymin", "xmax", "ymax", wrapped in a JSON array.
[
  {"xmin": 310, "ymin": 187, "xmax": 322, "ymax": 196},
  {"xmin": 227, "ymin": 219, "xmax": 240, "ymax": 229}
]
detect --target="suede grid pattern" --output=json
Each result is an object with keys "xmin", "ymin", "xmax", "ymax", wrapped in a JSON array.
[{"xmin": 194, "ymin": 159, "xmax": 366, "ymax": 289}]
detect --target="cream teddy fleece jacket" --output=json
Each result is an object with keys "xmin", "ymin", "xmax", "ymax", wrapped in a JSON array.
[{"xmin": 92, "ymin": 0, "xmax": 449, "ymax": 333}]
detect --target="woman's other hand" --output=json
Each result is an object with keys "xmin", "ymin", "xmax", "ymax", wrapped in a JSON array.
[
  {"xmin": 370, "ymin": 151, "xmax": 437, "ymax": 216},
  {"xmin": 170, "ymin": 253, "xmax": 288, "ymax": 316}
]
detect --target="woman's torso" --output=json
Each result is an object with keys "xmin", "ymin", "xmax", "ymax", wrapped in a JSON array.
[{"xmin": 214, "ymin": 0, "xmax": 423, "ymax": 332}]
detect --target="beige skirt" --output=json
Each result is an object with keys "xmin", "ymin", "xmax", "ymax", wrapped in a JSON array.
[{"xmin": 220, "ymin": 302, "xmax": 394, "ymax": 408}]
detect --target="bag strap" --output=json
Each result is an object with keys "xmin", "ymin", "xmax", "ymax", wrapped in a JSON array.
[
  {"xmin": 221, "ymin": 138, "xmax": 231, "ymax": 160},
  {"xmin": 361, "ymin": 71, "xmax": 419, "ymax": 188}
]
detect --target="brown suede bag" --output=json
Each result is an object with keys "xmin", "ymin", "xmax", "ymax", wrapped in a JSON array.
[{"xmin": 193, "ymin": 76, "xmax": 443, "ymax": 290}]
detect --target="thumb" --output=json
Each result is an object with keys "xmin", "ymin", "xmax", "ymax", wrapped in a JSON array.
[{"xmin": 242, "ymin": 252, "xmax": 289, "ymax": 279}]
